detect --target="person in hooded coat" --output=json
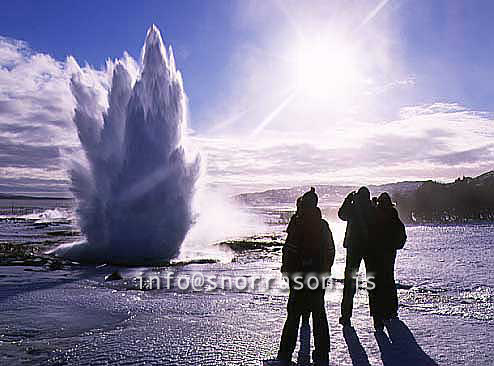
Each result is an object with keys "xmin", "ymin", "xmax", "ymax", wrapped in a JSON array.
[
  {"xmin": 367, "ymin": 192, "xmax": 406, "ymax": 329},
  {"xmin": 277, "ymin": 188, "xmax": 335, "ymax": 366}
]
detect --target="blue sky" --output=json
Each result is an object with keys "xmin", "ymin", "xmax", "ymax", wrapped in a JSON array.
[
  {"xmin": 0, "ymin": 1, "xmax": 237, "ymax": 127},
  {"xmin": 0, "ymin": 0, "xmax": 493, "ymax": 195}
]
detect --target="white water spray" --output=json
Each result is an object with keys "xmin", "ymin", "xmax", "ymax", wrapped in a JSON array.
[{"xmin": 55, "ymin": 25, "xmax": 200, "ymax": 265}]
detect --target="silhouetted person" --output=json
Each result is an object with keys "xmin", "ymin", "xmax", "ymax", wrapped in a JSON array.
[
  {"xmin": 276, "ymin": 188, "xmax": 335, "ymax": 366},
  {"xmin": 338, "ymin": 187, "xmax": 374, "ymax": 327},
  {"xmin": 368, "ymin": 193, "xmax": 406, "ymax": 329},
  {"xmin": 282, "ymin": 197, "xmax": 303, "ymax": 274},
  {"xmin": 282, "ymin": 196, "xmax": 311, "ymax": 360}
]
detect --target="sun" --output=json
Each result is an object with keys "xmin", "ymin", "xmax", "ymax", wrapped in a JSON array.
[{"xmin": 293, "ymin": 37, "xmax": 359, "ymax": 100}]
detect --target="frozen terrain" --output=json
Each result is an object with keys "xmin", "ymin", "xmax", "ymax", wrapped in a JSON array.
[{"xmin": 0, "ymin": 202, "xmax": 493, "ymax": 365}]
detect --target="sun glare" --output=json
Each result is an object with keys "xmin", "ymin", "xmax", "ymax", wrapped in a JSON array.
[{"xmin": 293, "ymin": 38, "xmax": 359, "ymax": 100}]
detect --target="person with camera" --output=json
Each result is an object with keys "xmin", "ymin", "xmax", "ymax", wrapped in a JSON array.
[{"xmin": 338, "ymin": 186, "xmax": 375, "ymax": 327}]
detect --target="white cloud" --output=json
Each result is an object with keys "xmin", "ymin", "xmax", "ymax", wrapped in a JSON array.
[
  {"xmin": 0, "ymin": 37, "xmax": 113, "ymax": 195},
  {"xmin": 0, "ymin": 34, "xmax": 493, "ymax": 196},
  {"xmin": 194, "ymin": 102, "xmax": 494, "ymax": 192},
  {"xmin": 398, "ymin": 102, "xmax": 469, "ymax": 119}
]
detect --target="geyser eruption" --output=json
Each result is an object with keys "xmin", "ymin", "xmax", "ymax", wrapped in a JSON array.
[{"xmin": 58, "ymin": 25, "xmax": 200, "ymax": 265}]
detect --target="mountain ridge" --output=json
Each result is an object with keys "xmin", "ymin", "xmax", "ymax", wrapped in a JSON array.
[
  {"xmin": 234, "ymin": 170, "xmax": 494, "ymax": 223},
  {"xmin": 234, "ymin": 180, "xmax": 426, "ymax": 207}
]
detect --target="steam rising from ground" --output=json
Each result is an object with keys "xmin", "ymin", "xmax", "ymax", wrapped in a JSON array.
[
  {"xmin": 54, "ymin": 26, "xmax": 202, "ymax": 265},
  {"xmin": 179, "ymin": 189, "xmax": 264, "ymax": 262}
]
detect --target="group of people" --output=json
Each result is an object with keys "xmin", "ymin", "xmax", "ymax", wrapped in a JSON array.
[
  {"xmin": 271, "ymin": 186, "xmax": 406, "ymax": 366},
  {"xmin": 339, "ymin": 187, "xmax": 406, "ymax": 330}
]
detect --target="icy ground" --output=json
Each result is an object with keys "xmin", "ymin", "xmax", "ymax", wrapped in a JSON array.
[
  {"xmin": 1, "ymin": 208, "xmax": 493, "ymax": 365},
  {"xmin": 0, "ymin": 260, "xmax": 492, "ymax": 366}
]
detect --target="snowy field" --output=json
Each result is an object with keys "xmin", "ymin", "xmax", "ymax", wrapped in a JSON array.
[{"xmin": 0, "ymin": 204, "xmax": 493, "ymax": 365}]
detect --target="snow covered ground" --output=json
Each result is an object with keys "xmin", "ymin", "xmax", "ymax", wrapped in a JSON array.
[
  {"xmin": 0, "ymin": 256, "xmax": 492, "ymax": 365},
  {"xmin": 0, "ymin": 207, "xmax": 493, "ymax": 365}
]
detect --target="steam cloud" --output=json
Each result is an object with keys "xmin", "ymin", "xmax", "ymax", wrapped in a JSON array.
[{"xmin": 55, "ymin": 25, "xmax": 200, "ymax": 265}]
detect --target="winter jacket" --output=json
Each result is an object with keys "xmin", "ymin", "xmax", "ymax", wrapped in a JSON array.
[
  {"xmin": 338, "ymin": 197, "xmax": 374, "ymax": 249},
  {"xmin": 281, "ymin": 207, "xmax": 335, "ymax": 275}
]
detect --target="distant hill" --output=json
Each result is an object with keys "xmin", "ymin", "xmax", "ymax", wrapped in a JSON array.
[
  {"xmin": 234, "ymin": 181, "xmax": 424, "ymax": 207},
  {"xmin": 234, "ymin": 170, "xmax": 494, "ymax": 223},
  {"xmin": 394, "ymin": 170, "xmax": 494, "ymax": 223},
  {"xmin": 0, "ymin": 193, "xmax": 71, "ymax": 200},
  {"xmin": 235, "ymin": 185, "xmax": 353, "ymax": 207}
]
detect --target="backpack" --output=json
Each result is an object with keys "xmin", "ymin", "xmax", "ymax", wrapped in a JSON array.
[
  {"xmin": 281, "ymin": 216, "xmax": 335, "ymax": 275},
  {"xmin": 281, "ymin": 241, "xmax": 301, "ymax": 274},
  {"xmin": 393, "ymin": 217, "xmax": 407, "ymax": 250}
]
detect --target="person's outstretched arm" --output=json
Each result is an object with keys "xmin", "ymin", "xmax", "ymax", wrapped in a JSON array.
[{"xmin": 338, "ymin": 193, "xmax": 354, "ymax": 221}]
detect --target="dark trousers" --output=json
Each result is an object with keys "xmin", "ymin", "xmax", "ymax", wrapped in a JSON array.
[
  {"xmin": 368, "ymin": 250, "xmax": 398, "ymax": 319},
  {"xmin": 341, "ymin": 247, "xmax": 371, "ymax": 319},
  {"xmin": 278, "ymin": 287, "xmax": 330, "ymax": 362}
]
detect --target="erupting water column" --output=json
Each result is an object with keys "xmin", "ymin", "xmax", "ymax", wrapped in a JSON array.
[{"xmin": 58, "ymin": 25, "xmax": 200, "ymax": 265}]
